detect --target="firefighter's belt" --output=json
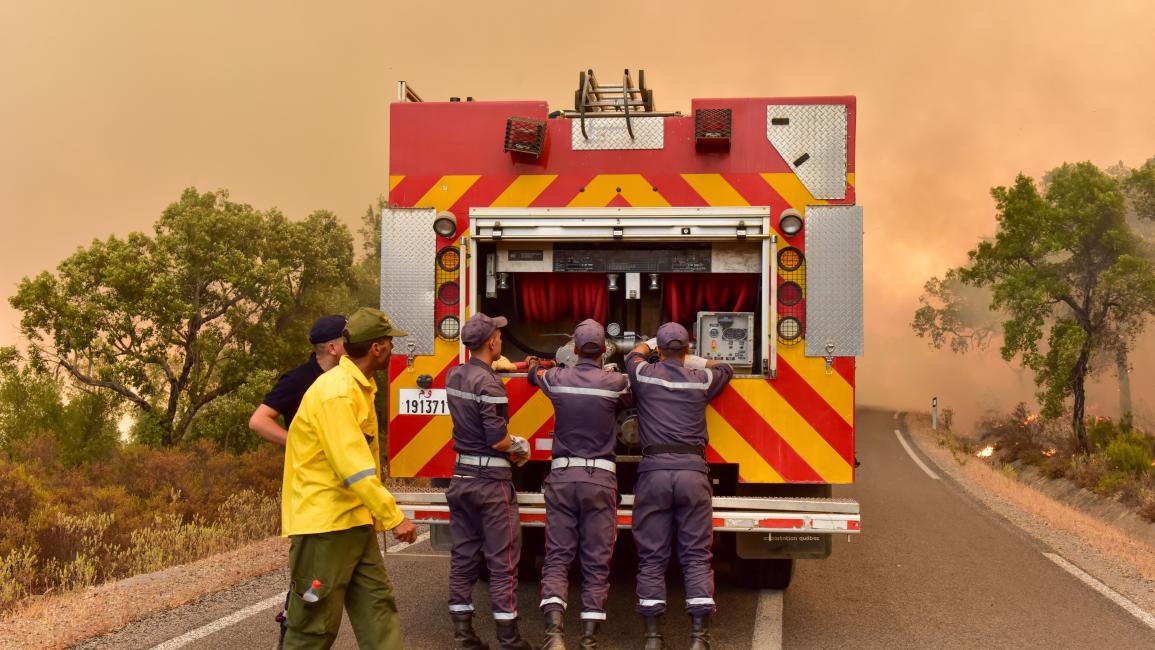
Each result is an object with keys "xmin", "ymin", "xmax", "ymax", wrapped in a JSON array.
[
  {"xmin": 642, "ymin": 444, "xmax": 706, "ymax": 457},
  {"xmin": 456, "ymin": 454, "xmax": 511, "ymax": 468},
  {"xmin": 550, "ymin": 457, "xmax": 616, "ymax": 473}
]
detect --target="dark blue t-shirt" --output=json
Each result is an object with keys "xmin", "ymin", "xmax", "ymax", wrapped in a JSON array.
[{"xmin": 261, "ymin": 354, "xmax": 324, "ymax": 428}]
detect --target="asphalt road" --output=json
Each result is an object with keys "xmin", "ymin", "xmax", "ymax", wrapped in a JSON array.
[{"xmin": 75, "ymin": 408, "xmax": 1155, "ymax": 649}]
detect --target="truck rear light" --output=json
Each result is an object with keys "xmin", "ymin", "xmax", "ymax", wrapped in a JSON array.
[
  {"xmin": 437, "ymin": 281, "xmax": 459, "ymax": 305},
  {"xmin": 433, "ymin": 216, "xmax": 457, "ymax": 239},
  {"xmin": 778, "ymin": 247, "xmax": 803, "ymax": 272},
  {"xmin": 437, "ymin": 247, "xmax": 460, "ymax": 272},
  {"xmin": 438, "ymin": 315, "xmax": 460, "ymax": 340},
  {"xmin": 778, "ymin": 281, "xmax": 802, "ymax": 306},
  {"xmin": 779, "ymin": 210, "xmax": 802, "ymax": 237},
  {"xmin": 504, "ymin": 117, "xmax": 547, "ymax": 157},
  {"xmin": 777, "ymin": 316, "xmax": 802, "ymax": 341}
]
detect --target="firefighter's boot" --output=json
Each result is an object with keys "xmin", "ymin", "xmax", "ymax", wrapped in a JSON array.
[
  {"xmin": 687, "ymin": 615, "xmax": 711, "ymax": 650},
  {"xmin": 579, "ymin": 620, "xmax": 599, "ymax": 648},
  {"xmin": 495, "ymin": 618, "xmax": 534, "ymax": 650},
  {"xmin": 451, "ymin": 612, "xmax": 490, "ymax": 650},
  {"xmin": 642, "ymin": 615, "xmax": 665, "ymax": 650},
  {"xmin": 541, "ymin": 610, "xmax": 566, "ymax": 650}
]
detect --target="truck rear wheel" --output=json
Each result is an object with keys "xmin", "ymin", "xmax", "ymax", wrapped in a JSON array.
[{"xmin": 734, "ymin": 557, "xmax": 794, "ymax": 590}]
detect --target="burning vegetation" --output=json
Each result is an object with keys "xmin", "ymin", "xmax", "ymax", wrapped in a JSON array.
[{"xmin": 965, "ymin": 402, "xmax": 1155, "ymax": 522}]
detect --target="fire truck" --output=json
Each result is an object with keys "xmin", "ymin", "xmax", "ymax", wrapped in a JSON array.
[{"xmin": 385, "ymin": 70, "xmax": 862, "ymax": 589}]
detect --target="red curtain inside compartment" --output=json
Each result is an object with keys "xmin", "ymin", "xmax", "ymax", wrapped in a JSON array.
[
  {"xmin": 517, "ymin": 273, "xmax": 608, "ymax": 324},
  {"xmin": 663, "ymin": 273, "xmax": 759, "ymax": 326}
]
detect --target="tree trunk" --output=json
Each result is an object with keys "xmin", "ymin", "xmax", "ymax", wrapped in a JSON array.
[
  {"xmin": 1117, "ymin": 345, "xmax": 1133, "ymax": 428},
  {"xmin": 1071, "ymin": 346, "xmax": 1090, "ymax": 454}
]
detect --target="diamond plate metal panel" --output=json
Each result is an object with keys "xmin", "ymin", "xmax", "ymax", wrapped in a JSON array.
[
  {"xmin": 766, "ymin": 105, "xmax": 847, "ymax": 200},
  {"xmin": 381, "ymin": 208, "xmax": 437, "ymax": 356},
  {"xmin": 571, "ymin": 116, "xmax": 664, "ymax": 150},
  {"xmin": 805, "ymin": 205, "xmax": 863, "ymax": 357}
]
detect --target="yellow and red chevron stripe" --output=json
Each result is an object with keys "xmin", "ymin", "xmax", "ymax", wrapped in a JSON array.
[{"xmin": 386, "ymin": 171, "xmax": 856, "ymax": 484}]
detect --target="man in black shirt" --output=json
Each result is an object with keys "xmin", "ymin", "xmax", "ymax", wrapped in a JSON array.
[
  {"xmin": 248, "ymin": 314, "xmax": 346, "ymax": 648},
  {"xmin": 248, "ymin": 314, "xmax": 347, "ymax": 446}
]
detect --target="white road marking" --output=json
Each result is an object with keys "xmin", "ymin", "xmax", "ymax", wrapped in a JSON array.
[
  {"xmin": 385, "ymin": 531, "xmax": 431, "ymax": 553},
  {"xmin": 894, "ymin": 429, "xmax": 940, "ymax": 480},
  {"xmin": 751, "ymin": 589, "xmax": 783, "ymax": 649},
  {"xmin": 149, "ymin": 593, "xmax": 285, "ymax": 650},
  {"xmin": 1043, "ymin": 553, "xmax": 1155, "ymax": 632},
  {"xmin": 149, "ymin": 531, "xmax": 436, "ymax": 650}
]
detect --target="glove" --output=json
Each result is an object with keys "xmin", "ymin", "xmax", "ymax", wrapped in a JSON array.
[
  {"xmin": 508, "ymin": 435, "xmax": 530, "ymax": 456},
  {"xmin": 491, "ymin": 355, "xmax": 518, "ymax": 372},
  {"xmin": 646, "ymin": 337, "xmax": 658, "ymax": 350},
  {"xmin": 684, "ymin": 355, "xmax": 708, "ymax": 370}
]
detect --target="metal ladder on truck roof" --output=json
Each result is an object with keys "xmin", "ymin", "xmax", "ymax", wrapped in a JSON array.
[
  {"xmin": 567, "ymin": 68, "xmax": 676, "ymax": 141},
  {"xmin": 391, "ymin": 491, "xmax": 861, "ymax": 535}
]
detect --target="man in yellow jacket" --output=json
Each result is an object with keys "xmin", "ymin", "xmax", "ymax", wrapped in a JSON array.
[{"xmin": 282, "ymin": 307, "xmax": 418, "ymax": 650}]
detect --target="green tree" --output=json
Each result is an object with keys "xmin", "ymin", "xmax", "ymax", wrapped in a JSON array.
[
  {"xmin": 955, "ymin": 163, "xmax": 1155, "ymax": 452},
  {"xmin": 10, "ymin": 188, "xmax": 358, "ymax": 447},
  {"xmin": 353, "ymin": 195, "xmax": 386, "ymax": 308},
  {"xmin": 911, "ymin": 269, "xmax": 1000, "ymax": 354}
]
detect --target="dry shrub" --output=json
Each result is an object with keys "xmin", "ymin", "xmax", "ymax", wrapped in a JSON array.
[{"xmin": 0, "ymin": 437, "xmax": 283, "ymax": 614}]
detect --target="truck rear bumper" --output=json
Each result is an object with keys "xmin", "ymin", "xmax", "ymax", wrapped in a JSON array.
[{"xmin": 393, "ymin": 492, "xmax": 861, "ymax": 534}]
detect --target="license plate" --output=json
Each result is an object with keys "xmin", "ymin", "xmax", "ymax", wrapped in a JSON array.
[{"xmin": 398, "ymin": 388, "xmax": 449, "ymax": 415}]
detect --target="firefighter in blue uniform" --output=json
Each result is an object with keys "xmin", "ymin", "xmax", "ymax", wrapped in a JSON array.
[
  {"xmin": 445, "ymin": 313, "xmax": 533, "ymax": 650},
  {"xmin": 527, "ymin": 319, "xmax": 631, "ymax": 649},
  {"xmin": 626, "ymin": 322, "xmax": 733, "ymax": 650}
]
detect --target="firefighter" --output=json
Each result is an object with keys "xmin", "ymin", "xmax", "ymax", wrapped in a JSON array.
[
  {"xmin": 445, "ymin": 312, "xmax": 533, "ymax": 650},
  {"xmin": 625, "ymin": 323, "xmax": 733, "ymax": 650},
  {"xmin": 250, "ymin": 314, "xmax": 347, "ymax": 446},
  {"xmin": 281, "ymin": 307, "xmax": 418, "ymax": 650},
  {"xmin": 249, "ymin": 314, "xmax": 346, "ymax": 647},
  {"xmin": 526, "ymin": 319, "xmax": 631, "ymax": 649}
]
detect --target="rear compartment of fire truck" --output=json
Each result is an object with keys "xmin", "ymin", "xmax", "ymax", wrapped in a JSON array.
[{"xmin": 386, "ymin": 70, "xmax": 862, "ymax": 590}]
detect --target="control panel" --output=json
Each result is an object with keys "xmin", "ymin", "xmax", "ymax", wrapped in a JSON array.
[
  {"xmin": 552, "ymin": 245, "xmax": 711, "ymax": 273},
  {"xmin": 695, "ymin": 311, "xmax": 755, "ymax": 369}
]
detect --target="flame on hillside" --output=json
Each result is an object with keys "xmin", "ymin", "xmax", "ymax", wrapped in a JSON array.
[
  {"xmin": 1042, "ymin": 448, "xmax": 1057, "ymax": 457},
  {"xmin": 976, "ymin": 445, "xmax": 995, "ymax": 459},
  {"xmin": 1023, "ymin": 413, "xmax": 1039, "ymax": 425}
]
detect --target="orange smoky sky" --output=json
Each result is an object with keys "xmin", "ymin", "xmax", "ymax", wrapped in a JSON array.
[{"xmin": 2, "ymin": 1, "xmax": 1154, "ymax": 429}]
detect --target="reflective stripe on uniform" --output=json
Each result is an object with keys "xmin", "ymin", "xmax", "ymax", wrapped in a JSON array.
[
  {"xmin": 638, "ymin": 599, "xmax": 666, "ymax": 607},
  {"xmin": 581, "ymin": 611, "xmax": 607, "ymax": 621},
  {"xmin": 685, "ymin": 597, "xmax": 716, "ymax": 606},
  {"xmin": 446, "ymin": 387, "xmax": 509, "ymax": 404},
  {"xmin": 342, "ymin": 467, "xmax": 376, "ymax": 487},
  {"xmin": 493, "ymin": 611, "xmax": 519, "ymax": 620},
  {"xmin": 449, "ymin": 603, "xmax": 475, "ymax": 613},
  {"xmin": 634, "ymin": 361, "xmax": 713, "ymax": 391},
  {"xmin": 541, "ymin": 374, "xmax": 625, "ymax": 399},
  {"xmin": 540, "ymin": 596, "xmax": 567, "ymax": 609}
]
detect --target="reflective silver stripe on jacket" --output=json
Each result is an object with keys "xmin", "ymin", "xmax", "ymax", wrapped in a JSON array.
[
  {"xmin": 685, "ymin": 597, "xmax": 716, "ymax": 606},
  {"xmin": 445, "ymin": 387, "xmax": 509, "ymax": 404},
  {"xmin": 540, "ymin": 373, "xmax": 626, "ymax": 399},
  {"xmin": 342, "ymin": 467, "xmax": 377, "ymax": 487},
  {"xmin": 456, "ymin": 453, "xmax": 512, "ymax": 468},
  {"xmin": 633, "ymin": 360, "xmax": 713, "ymax": 391},
  {"xmin": 550, "ymin": 457, "xmax": 616, "ymax": 473}
]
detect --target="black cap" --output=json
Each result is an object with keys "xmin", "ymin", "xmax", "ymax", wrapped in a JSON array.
[{"xmin": 309, "ymin": 315, "xmax": 347, "ymax": 344}]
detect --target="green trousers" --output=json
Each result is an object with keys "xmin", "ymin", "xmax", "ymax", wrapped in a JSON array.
[{"xmin": 284, "ymin": 525, "xmax": 402, "ymax": 650}]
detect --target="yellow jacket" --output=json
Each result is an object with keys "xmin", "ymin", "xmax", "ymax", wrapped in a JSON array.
[{"xmin": 281, "ymin": 356, "xmax": 404, "ymax": 536}]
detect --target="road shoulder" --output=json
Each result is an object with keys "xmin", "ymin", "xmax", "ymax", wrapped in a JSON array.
[{"xmin": 902, "ymin": 413, "xmax": 1155, "ymax": 624}]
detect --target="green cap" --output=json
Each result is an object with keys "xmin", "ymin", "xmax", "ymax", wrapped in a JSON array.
[{"xmin": 344, "ymin": 307, "xmax": 408, "ymax": 343}]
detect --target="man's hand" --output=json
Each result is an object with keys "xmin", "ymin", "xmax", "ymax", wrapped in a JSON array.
[
  {"xmin": 391, "ymin": 517, "xmax": 418, "ymax": 543},
  {"xmin": 526, "ymin": 356, "xmax": 541, "ymax": 369},
  {"xmin": 508, "ymin": 435, "xmax": 530, "ymax": 456}
]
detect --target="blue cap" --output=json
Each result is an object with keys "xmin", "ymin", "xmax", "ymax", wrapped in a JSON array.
[
  {"xmin": 573, "ymin": 319, "xmax": 605, "ymax": 353},
  {"xmin": 656, "ymin": 322, "xmax": 689, "ymax": 351},
  {"xmin": 461, "ymin": 313, "xmax": 508, "ymax": 349},
  {"xmin": 309, "ymin": 315, "xmax": 347, "ymax": 344}
]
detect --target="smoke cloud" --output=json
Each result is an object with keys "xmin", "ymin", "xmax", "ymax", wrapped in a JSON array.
[{"xmin": 2, "ymin": 1, "xmax": 1153, "ymax": 429}]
